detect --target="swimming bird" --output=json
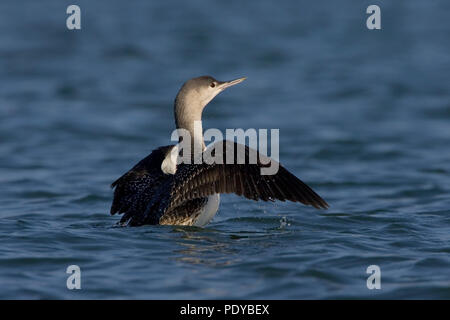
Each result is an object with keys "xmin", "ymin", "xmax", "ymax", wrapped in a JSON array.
[{"xmin": 110, "ymin": 76, "xmax": 328, "ymax": 227}]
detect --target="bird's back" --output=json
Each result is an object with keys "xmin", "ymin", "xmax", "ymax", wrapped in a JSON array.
[{"xmin": 110, "ymin": 145, "xmax": 175, "ymax": 225}]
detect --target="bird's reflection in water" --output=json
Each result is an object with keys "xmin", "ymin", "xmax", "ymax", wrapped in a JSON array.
[{"xmin": 170, "ymin": 226, "xmax": 243, "ymax": 267}]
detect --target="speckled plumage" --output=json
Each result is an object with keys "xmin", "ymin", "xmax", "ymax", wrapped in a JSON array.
[
  {"xmin": 110, "ymin": 140, "xmax": 328, "ymax": 227},
  {"xmin": 110, "ymin": 145, "xmax": 176, "ymax": 226}
]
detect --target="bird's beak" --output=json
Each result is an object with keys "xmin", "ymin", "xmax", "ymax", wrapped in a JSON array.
[{"xmin": 218, "ymin": 77, "xmax": 247, "ymax": 90}]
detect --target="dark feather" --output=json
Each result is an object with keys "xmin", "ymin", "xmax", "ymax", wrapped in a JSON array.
[
  {"xmin": 159, "ymin": 140, "xmax": 328, "ymax": 215},
  {"xmin": 110, "ymin": 140, "xmax": 328, "ymax": 227},
  {"xmin": 110, "ymin": 145, "xmax": 175, "ymax": 225}
]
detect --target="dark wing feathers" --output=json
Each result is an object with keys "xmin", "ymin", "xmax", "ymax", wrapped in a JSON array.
[
  {"xmin": 162, "ymin": 140, "xmax": 328, "ymax": 214},
  {"xmin": 110, "ymin": 140, "xmax": 328, "ymax": 226},
  {"xmin": 171, "ymin": 164, "xmax": 328, "ymax": 208}
]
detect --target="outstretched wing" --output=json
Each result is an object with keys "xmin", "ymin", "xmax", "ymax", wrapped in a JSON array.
[
  {"xmin": 110, "ymin": 145, "xmax": 175, "ymax": 225},
  {"xmin": 146, "ymin": 140, "xmax": 328, "ymax": 219}
]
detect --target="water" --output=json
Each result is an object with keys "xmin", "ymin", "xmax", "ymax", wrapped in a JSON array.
[{"xmin": 0, "ymin": 0, "xmax": 449, "ymax": 299}]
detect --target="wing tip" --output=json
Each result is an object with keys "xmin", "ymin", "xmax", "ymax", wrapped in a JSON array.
[
  {"xmin": 110, "ymin": 205, "xmax": 118, "ymax": 215},
  {"xmin": 305, "ymin": 192, "xmax": 329, "ymax": 210},
  {"xmin": 313, "ymin": 199, "xmax": 329, "ymax": 210}
]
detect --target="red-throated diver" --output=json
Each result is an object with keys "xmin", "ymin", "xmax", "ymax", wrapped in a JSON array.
[{"xmin": 110, "ymin": 76, "xmax": 328, "ymax": 227}]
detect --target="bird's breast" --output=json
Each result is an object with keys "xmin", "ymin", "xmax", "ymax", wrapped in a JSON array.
[{"xmin": 193, "ymin": 194, "xmax": 220, "ymax": 227}]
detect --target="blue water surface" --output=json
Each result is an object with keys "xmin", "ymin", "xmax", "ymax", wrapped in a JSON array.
[{"xmin": 0, "ymin": 0, "xmax": 449, "ymax": 299}]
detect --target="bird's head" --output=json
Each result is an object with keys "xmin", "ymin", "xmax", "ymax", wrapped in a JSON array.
[{"xmin": 175, "ymin": 75, "xmax": 246, "ymax": 111}]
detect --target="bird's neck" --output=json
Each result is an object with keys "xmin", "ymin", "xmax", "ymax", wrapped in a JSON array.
[{"xmin": 174, "ymin": 98, "xmax": 205, "ymax": 154}]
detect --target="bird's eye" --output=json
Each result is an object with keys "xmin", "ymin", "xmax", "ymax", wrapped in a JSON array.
[{"xmin": 210, "ymin": 82, "xmax": 216, "ymax": 88}]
